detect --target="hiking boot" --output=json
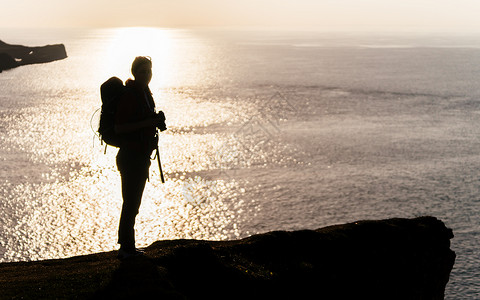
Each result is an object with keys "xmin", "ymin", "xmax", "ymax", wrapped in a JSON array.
[{"xmin": 117, "ymin": 248, "xmax": 144, "ymax": 260}]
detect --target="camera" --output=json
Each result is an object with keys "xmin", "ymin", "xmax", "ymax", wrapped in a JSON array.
[{"xmin": 156, "ymin": 111, "xmax": 167, "ymax": 132}]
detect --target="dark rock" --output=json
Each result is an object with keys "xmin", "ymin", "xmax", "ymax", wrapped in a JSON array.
[
  {"xmin": 0, "ymin": 40, "xmax": 67, "ymax": 72},
  {"xmin": 0, "ymin": 52, "xmax": 18, "ymax": 71},
  {"xmin": 0, "ymin": 216, "xmax": 455, "ymax": 299}
]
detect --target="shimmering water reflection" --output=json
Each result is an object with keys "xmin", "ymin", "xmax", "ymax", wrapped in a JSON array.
[
  {"xmin": 0, "ymin": 27, "xmax": 275, "ymax": 262},
  {"xmin": 1, "ymin": 142, "xmax": 256, "ymax": 262},
  {"xmin": 139, "ymin": 176, "xmax": 248, "ymax": 241},
  {"xmin": 2, "ymin": 28, "xmax": 480, "ymax": 299}
]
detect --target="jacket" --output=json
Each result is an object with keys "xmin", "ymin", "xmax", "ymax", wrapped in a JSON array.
[{"xmin": 115, "ymin": 79, "xmax": 157, "ymax": 154}]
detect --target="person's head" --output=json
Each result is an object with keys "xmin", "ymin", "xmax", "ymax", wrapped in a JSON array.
[{"xmin": 131, "ymin": 56, "xmax": 152, "ymax": 88}]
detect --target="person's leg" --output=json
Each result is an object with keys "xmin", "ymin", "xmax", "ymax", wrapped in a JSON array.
[
  {"xmin": 116, "ymin": 150, "xmax": 150, "ymax": 253},
  {"xmin": 118, "ymin": 171, "xmax": 147, "ymax": 251}
]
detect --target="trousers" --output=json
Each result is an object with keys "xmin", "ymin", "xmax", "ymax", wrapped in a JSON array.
[{"xmin": 116, "ymin": 148, "xmax": 151, "ymax": 250}]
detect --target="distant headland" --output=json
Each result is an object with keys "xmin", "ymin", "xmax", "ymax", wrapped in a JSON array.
[{"xmin": 0, "ymin": 40, "xmax": 67, "ymax": 72}]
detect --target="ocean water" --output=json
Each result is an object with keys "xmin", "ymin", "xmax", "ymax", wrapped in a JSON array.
[{"xmin": 1, "ymin": 27, "xmax": 479, "ymax": 298}]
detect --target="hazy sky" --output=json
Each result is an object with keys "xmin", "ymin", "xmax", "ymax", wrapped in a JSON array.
[{"xmin": 3, "ymin": 0, "xmax": 480, "ymax": 31}]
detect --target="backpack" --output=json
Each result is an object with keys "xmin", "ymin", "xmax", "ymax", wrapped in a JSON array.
[{"xmin": 98, "ymin": 77, "xmax": 125, "ymax": 148}]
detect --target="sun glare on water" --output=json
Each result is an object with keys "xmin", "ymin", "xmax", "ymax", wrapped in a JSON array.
[
  {"xmin": 90, "ymin": 27, "xmax": 247, "ymax": 246},
  {"xmin": 0, "ymin": 26, "xmax": 253, "ymax": 262}
]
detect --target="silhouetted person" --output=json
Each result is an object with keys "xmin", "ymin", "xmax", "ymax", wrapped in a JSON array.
[{"xmin": 115, "ymin": 56, "xmax": 164, "ymax": 260}]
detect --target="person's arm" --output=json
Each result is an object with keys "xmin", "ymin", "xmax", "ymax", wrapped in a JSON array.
[
  {"xmin": 114, "ymin": 92, "xmax": 161, "ymax": 134},
  {"xmin": 114, "ymin": 117, "xmax": 159, "ymax": 134}
]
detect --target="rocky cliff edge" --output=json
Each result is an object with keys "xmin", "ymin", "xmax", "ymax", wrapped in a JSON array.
[{"xmin": 0, "ymin": 216, "xmax": 455, "ymax": 299}]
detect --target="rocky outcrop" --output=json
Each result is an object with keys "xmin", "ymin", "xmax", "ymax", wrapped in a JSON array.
[
  {"xmin": 0, "ymin": 40, "xmax": 67, "ymax": 72},
  {"xmin": 0, "ymin": 216, "xmax": 455, "ymax": 299}
]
